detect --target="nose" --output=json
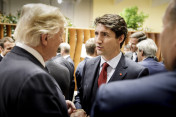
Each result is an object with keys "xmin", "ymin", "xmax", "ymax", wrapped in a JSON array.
[{"xmin": 95, "ymin": 35, "xmax": 102, "ymax": 44}]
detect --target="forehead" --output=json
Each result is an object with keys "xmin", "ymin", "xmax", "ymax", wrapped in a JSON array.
[
  {"xmin": 95, "ymin": 24, "xmax": 112, "ymax": 33},
  {"xmin": 130, "ymin": 38, "xmax": 138, "ymax": 44},
  {"xmin": 4, "ymin": 41, "xmax": 14, "ymax": 46}
]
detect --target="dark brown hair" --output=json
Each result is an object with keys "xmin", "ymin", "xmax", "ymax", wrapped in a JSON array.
[{"xmin": 94, "ymin": 14, "xmax": 127, "ymax": 48}]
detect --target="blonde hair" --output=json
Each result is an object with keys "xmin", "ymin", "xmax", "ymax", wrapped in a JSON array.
[{"xmin": 14, "ymin": 3, "xmax": 65, "ymax": 47}]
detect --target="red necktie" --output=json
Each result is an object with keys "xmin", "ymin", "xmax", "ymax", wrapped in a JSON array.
[{"xmin": 98, "ymin": 62, "xmax": 109, "ymax": 87}]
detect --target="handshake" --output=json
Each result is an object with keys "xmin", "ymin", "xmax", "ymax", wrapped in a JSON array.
[
  {"xmin": 66, "ymin": 100, "xmax": 89, "ymax": 117},
  {"xmin": 70, "ymin": 109, "xmax": 89, "ymax": 117}
]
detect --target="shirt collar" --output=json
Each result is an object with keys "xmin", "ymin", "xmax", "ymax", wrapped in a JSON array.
[
  {"xmin": 63, "ymin": 55, "xmax": 70, "ymax": 59},
  {"xmin": 16, "ymin": 42, "xmax": 45, "ymax": 67},
  {"xmin": 100, "ymin": 52, "xmax": 122, "ymax": 68},
  {"xmin": 1, "ymin": 53, "xmax": 4, "ymax": 58},
  {"xmin": 86, "ymin": 55, "xmax": 93, "ymax": 59}
]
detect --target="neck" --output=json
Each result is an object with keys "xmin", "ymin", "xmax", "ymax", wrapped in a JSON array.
[{"xmin": 102, "ymin": 51, "xmax": 120, "ymax": 61}]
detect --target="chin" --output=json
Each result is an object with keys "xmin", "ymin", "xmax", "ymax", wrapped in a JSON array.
[{"xmin": 97, "ymin": 51, "xmax": 103, "ymax": 56}]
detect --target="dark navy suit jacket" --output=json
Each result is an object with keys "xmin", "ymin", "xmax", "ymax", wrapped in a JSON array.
[
  {"xmin": 0, "ymin": 46, "xmax": 69, "ymax": 117},
  {"xmin": 91, "ymin": 70, "xmax": 176, "ymax": 116},
  {"xmin": 138, "ymin": 57, "xmax": 167, "ymax": 75},
  {"xmin": 75, "ymin": 57, "xmax": 90, "ymax": 90},
  {"xmin": 74, "ymin": 54, "xmax": 149, "ymax": 115}
]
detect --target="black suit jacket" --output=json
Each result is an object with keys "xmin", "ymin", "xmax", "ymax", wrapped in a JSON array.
[
  {"xmin": 75, "ymin": 57, "xmax": 90, "ymax": 90},
  {"xmin": 74, "ymin": 54, "xmax": 149, "ymax": 114},
  {"xmin": 91, "ymin": 70, "xmax": 176, "ymax": 116},
  {"xmin": 54, "ymin": 54, "xmax": 75, "ymax": 101},
  {"xmin": 0, "ymin": 46, "xmax": 69, "ymax": 117},
  {"xmin": 45, "ymin": 57, "xmax": 70, "ymax": 100}
]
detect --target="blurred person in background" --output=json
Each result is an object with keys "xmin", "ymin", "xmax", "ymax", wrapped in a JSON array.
[
  {"xmin": 137, "ymin": 38, "xmax": 167, "ymax": 75},
  {"xmin": 59, "ymin": 42, "xmax": 75, "ymax": 101},
  {"xmin": 0, "ymin": 36, "xmax": 15, "ymax": 61},
  {"xmin": 75, "ymin": 38, "xmax": 97, "ymax": 90},
  {"xmin": 126, "ymin": 31, "xmax": 147, "ymax": 62}
]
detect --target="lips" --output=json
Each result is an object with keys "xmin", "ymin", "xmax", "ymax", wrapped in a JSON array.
[{"xmin": 96, "ymin": 46, "xmax": 103, "ymax": 50}]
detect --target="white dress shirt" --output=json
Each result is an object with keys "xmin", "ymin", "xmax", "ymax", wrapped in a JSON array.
[
  {"xmin": 99, "ymin": 52, "xmax": 122, "ymax": 83},
  {"xmin": 16, "ymin": 42, "xmax": 45, "ymax": 67}
]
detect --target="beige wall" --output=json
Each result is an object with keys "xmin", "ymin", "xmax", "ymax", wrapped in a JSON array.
[{"xmin": 93, "ymin": 0, "xmax": 169, "ymax": 32}]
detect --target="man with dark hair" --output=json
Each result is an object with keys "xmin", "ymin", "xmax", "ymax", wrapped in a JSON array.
[
  {"xmin": 74, "ymin": 14, "xmax": 149, "ymax": 116},
  {"xmin": 126, "ymin": 31, "xmax": 147, "ymax": 61},
  {"xmin": 0, "ymin": 36, "xmax": 15, "ymax": 61},
  {"xmin": 91, "ymin": 0, "xmax": 176, "ymax": 116}
]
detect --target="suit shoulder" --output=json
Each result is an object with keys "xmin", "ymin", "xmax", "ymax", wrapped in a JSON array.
[{"xmin": 85, "ymin": 56, "xmax": 100, "ymax": 65}]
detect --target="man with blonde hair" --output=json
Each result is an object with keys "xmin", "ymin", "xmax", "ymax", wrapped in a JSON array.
[{"xmin": 0, "ymin": 3, "xmax": 75, "ymax": 117}]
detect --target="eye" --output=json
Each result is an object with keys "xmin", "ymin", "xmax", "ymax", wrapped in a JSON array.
[
  {"xmin": 103, "ymin": 32, "xmax": 109, "ymax": 37},
  {"xmin": 95, "ymin": 32, "xmax": 98, "ymax": 36}
]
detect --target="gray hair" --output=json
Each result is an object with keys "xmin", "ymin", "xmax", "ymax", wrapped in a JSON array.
[
  {"xmin": 59, "ymin": 42, "xmax": 70, "ymax": 54},
  {"xmin": 85, "ymin": 38, "xmax": 96, "ymax": 55},
  {"xmin": 137, "ymin": 38, "xmax": 157, "ymax": 58},
  {"xmin": 130, "ymin": 31, "xmax": 147, "ymax": 42},
  {"xmin": 0, "ymin": 37, "xmax": 14, "ymax": 48},
  {"xmin": 14, "ymin": 3, "xmax": 65, "ymax": 47}
]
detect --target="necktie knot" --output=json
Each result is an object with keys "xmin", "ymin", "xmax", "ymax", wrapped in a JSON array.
[
  {"xmin": 102, "ymin": 62, "xmax": 109, "ymax": 69},
  {"xmin": 98, "ymin": 62, "xmax": 109, "ymax": 87}
]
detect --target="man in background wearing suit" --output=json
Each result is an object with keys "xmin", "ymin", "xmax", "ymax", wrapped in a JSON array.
[
  {"xmin": 0, "ymin": 36, "xmax": 15, "ymax": 61},
  {"xmin": 45, "ymin": 56, "xmax": 70, "ymax": 100},
  {"xmin": 0, "ymin": 3, "xmax": 75, "ymax": 117},
  {"xmin": 74, "ymin": 14, "xmax": 149, "ymax": 116},
  {"xmin": 91, "ymin": 0, "xmax": 176, "ymax": 116},
  {"xmin": 46, "ymin": 53, "xmax": 75, "ymax": 101},
  {"xmin": 75, "ymin": 38, "xmax": 97, "ymax": 90},
  {"xmin": 60, "ymin": 42, "xmax": 75, "ymax": 69},
  {"xmin": 137, "ymin": 38, "xmax": 167, "ymax": 75},
  {"xmin": 59, "ymin": 42, "xmax": 75, "ymax": 101},
  {"xmin": 125, "ymin": 31, "xmax": 147, "ymax": 62}
]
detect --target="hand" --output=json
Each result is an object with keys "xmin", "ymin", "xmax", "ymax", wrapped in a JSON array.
[
  {"xmin": 66, "ymin": 100, "xmax": 76, "ymax": 115},
  {"xmin": 70, "ymin": 109, "xmax": 88, "ymax": 117}
]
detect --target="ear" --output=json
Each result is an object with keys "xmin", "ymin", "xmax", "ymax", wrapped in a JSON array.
[
  {"xmin": 0, "ymin": 46, "xmax": 3, "ymax": 52},
  {"xmin": 40, "ymin": 34, "xmax": 48, "ymax": 46},
  {"xmin": 118, "ymin": 34, "xmax": 125, "ymax": 43},
  {"xmin": 141, "ymin": 50, "xmax": 144, "ymax": 56}
]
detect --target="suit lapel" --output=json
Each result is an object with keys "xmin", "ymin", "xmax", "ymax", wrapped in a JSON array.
[{"xmin": 108, "ymin": 54, "xmax": 128, "ymax": 82}]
